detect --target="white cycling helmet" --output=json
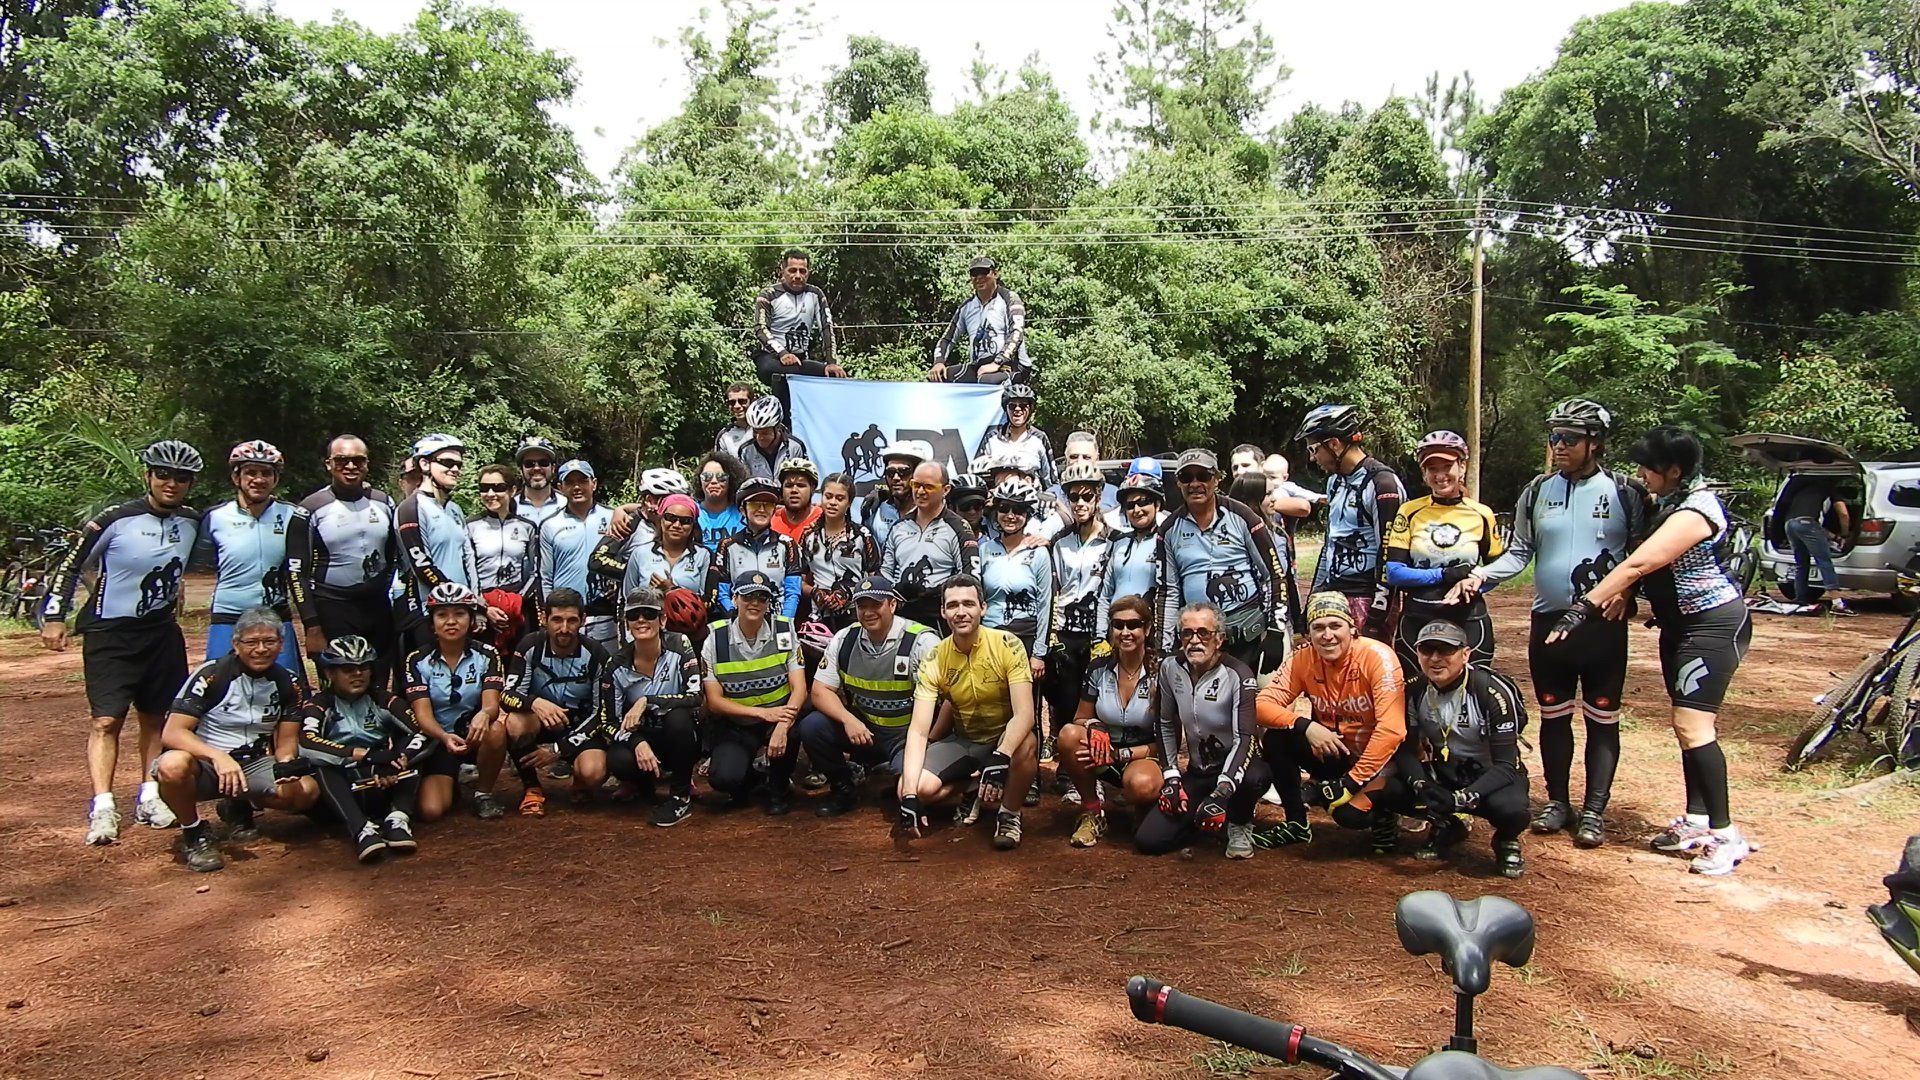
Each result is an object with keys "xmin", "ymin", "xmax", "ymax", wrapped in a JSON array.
[
  {"xmin": 746, "ymin": 396, "xmax": 783, "ymax": 430},
  {"xmin": 990, "ymin": 477, "xmax": 1041, "ymax": 512},
  {"xmin": 640, "ymin": 468, "xmax": 689, "ymax": 497},
  {"xmin": 412, "ymin": 433, "xmax": 465, "ymax": 460},
  {"xmin": 140, "ymin": 439, "xmax": 204, "ymax": 474},
  {"xmin": 425, "ymin": 582, "xmax": 485, "ymax": 611}
]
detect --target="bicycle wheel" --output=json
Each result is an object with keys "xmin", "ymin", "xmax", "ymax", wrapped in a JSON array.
[
  {"xmin": 1726, "ymin": 523, "xmax": 1760, "ymax": 596},
  {"xmin": 1787, "ymin": 653, "xmax": 1882, "ymax": 770},
  {"xmin": 1878, "ymin": 646, "xmax": 1920, "ymax": 759}
]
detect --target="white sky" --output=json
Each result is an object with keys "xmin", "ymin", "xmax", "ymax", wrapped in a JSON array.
[{"xmin": 260, "ymin": 0, "xmax": 1638, "ymax": 183}]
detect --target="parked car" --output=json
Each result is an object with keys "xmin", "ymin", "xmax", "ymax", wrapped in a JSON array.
[{"xmin": 1728, "ymin": 433, "xmax": 1920, "ymax": 601}]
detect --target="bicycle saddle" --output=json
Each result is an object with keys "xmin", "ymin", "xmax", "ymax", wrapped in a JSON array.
[
  {"xmin": 1394, "ymin": 891, "xmax": 1535, "ymax": 996},
  {"xmin": 1404, "ymin": 1050, "xmax": 1584, "ymax": 1080}
]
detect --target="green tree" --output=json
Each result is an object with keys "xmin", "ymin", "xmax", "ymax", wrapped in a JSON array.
[
  {"xmin": 1747, "ymin": 351, "xmax": 1919, "ymax": 455},
  {"xmin": 824, "ymin": 35, "xmax": 930, "ymax": 131}
]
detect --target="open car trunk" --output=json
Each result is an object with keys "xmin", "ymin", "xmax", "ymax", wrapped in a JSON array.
[{"xmin": 1729, "ymin": 433, "xmax": 1863, "ymax": 550}]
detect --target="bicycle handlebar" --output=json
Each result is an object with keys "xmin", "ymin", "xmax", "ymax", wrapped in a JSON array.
[{"xmin": 1126, "ymin": 976, "xmax": 1403, "ymax": 1080}]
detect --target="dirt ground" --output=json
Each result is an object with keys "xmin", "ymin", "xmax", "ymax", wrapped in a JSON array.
[{"xmin": 2, "ymin": 577, "xmax": 1918, "ymax": 1080}]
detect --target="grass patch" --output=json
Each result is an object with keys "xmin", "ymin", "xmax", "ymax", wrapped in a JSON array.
[
  {"xmin": 1603, "ymin": 966, "xmax": 1656, "ymax": 1002},
  {"xmin": 1512, "ymin": 963, "xmax": 1555, "ymax": 987},
  {"xmin": 1191, "ymin": 1039, "xmax": 1280, "ymax": 1078},
  {"xmin": 697, "ymin": 909, "xmax": 728, "ymax": 926},
  {"xmin": 0, "ymin": 617, "xmax": 39, "ymax": 635},
  {"xmin": 1252, "ymin": 951, "xmax": 1308, "ymax": 979},
  {"xmin": 1584, "ymin": 1045, "xmax": 1733, "ymax": 1080}
]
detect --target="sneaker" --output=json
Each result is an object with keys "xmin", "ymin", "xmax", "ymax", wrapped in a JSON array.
[
  {"xmin": 992, "ymin": 809, "xmax": 1023, "ymax": 850},
  {"xmin": 1251, "ymin": 820, "xmax": 1312, "ymax": 849},
  {"xmin": 1370, "ymin": 813, "xmax": 1401, "ymax": 856},
  {"xmin": 815, "ymin": 782, "xmax": 859, "ymax": 818},
  {"xmin": 381, "ymin": 812, "xmax": 417, "ymax": 852},
  {"xmin": 1039, "ymin": 736, "xmax": 1056, "ymax": 764},
  {"xmin": 1689, "ymin": 828, "xmax": 1750, "ymax": 876},
  {"xmin": 1495, "ymin": 838, "xmax": 1526, "ymax": 879},
  {"xmin": 799, "ymin": 770, "xmax": 830, "ymax": 793},
  {"xmin": 1062, "ymin": 786, "xmax": 1083, "ymax": 806},
  {"xmin": 133, "ymin": 796, "xmax": 176, "ymax": 830},
  {"xmin": 1531, "ymin": 799, "xmax": 1573, "ymax": 834},
  {"xmin": 458, "ymin": 762, "xmax": 480, "ymax": 783},
  {"xmin": 1260, "ymin": 786, "xmax": 1285, "ymax": 806},
  {"xmin": 546, "ymin": 753, "xmax": 571, "ymax": 779},
  {"xmin": 473, "ymin": 791, "xmax": 505, "ymax": 820},
  {"xmin": 1225, "ymin": 823, "xmax": 1255, "ymax": 859},
  {"xmin": 218, "ymin": 798, "xmax": 260, "ymax": 843},
  {"xmin": 765, "ymin": 785, "xmax": 794, "ymax": 817},
  {"xmin": 354, "ymin": 821, "xmax": 388, "ymax": 864},
  {"xmin": 181, "ymin": 824, "xmax": 224, "ymax": 873},
  {"xmin": 518, "ymin": 787, "xmax": 547, "ymax": 817},
  {"xmin": 1069, "ymin": 810, "xmax": 1106, "ymax": 848},
  {"xmin": 1650, "ymin": 815, "xmax": 1714, "ymax": 854},
  {"xmin": 1573, "ymin": 810, "xmax": 1607, "ymax": 848},
  {"xmin": 651, "ymin": 794, "xmax": 693, "ymax": 827},
  {"xmin": 1024, "ymin": 778, "xmax": 1041, "ymax": 807},
  {"xmin": 85, "ymin": 804, "xmax": 122, "ymax": 846},
  {"xmin": 1829, "ymin": 597, "xmax": 1854, "ymax": 616},
  {"xmin": 1416, "ymin": 814, "xmax": 1471, "ymax": 860},
  {"xmin": 956, "ymin": 790, "xmax": 983, "ymax": 826}
]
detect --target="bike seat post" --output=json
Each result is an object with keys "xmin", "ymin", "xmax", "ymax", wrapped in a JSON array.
[{"xmin": 1448, "ymin": 991, "xmax": 1476, "ymax": 1054}]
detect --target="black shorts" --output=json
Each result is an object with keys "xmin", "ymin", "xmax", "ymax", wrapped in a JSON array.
[
  {"xmin": 418, "ymin": 742, "xmax": 474, "ymax": 778},
  {"xmin": 1527, "ymin": 610, "xmax": 1628, "ymax": 718},
  {"xmin": 1657, "ymin": 599, "xmax": 1752, "ymax": 712},
  {"xmin": 81, "ymin": 621, "xmax": 188, "ymax": 719}
]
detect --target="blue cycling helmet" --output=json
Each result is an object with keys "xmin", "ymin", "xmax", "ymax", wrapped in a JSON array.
[{"xmin": 1126, "ymin": 455, "xmax": 1163, "ymax": 479}]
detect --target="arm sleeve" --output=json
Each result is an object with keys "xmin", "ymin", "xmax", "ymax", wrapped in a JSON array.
[
  {"xmin": 1154, "ymin": 660, "xmax": 1181, "ymax": 770},
  {"xmin": 860, "ymin": 528, "xmax": 881, "ymax": 574},
  {"xmin": 1219, "ymin": 659, "xmax": 1259, "ymax": 788},
  {"xmin": 1348, "ymin": 646, "xmax": 1407, "ymax": 788},
  {"xmin": 589, "ymin": 532, "xmax": 629, "ymax": 581},
  {"xmin": 480, "ymin": 647, "xmax": 506, "ymax": 694},
  {"xmin": 401, "ymin": 652, "xmax": 430, "ymax": 703},
  {"xmin": 1386, "ymin": 561, "xmax": 1448, "ymax": 588},
  {"xmin": 499, "ymin": 638, "xmax": 536, "ymax": 711},
  {"xmin": 1035, "ymin": 430, "xmax": 1055, "ymax": 488},
  {"xmin": 754, "ymin": 284, "xmax": 781, "ymax": 351},
  {"xmin": 1464, "ymin": 673, "xmax": 1525, "ymax": 798},
  {"xmin": 880, "ymin": 532, "xmax": 898, "ymax": 581},
  {"xmin": 779, "ymin": 538, "xmax": 802, "ymax": 620},
  {"xmin": 285, "ymin": 501, "xmax": 321, "ymax": 629},
  {"xmin": 815, "ymin": 287, "xmax": 835, "ymax": 363},
  {"xmin": 39, "ymin": 507, "xmax": 113, "ymax": 623},
  {"xmin": 713, "ymin": 542, "xmax": 735, "ymax": 614},
  {"xmin": 950, "ymin": 515, "xmax": 979, "ymax": 578},
  {"xmin": 1095, "ymin": 544, "xmax": 1116, "ymax": 639},
  {"xmin": 1478, "ymin": 480, "xmax": 1538, "ymax": 585},
  {"xmin": 1030, "ymin": 551, "xmax": 1054, "ymax": 657},
  {"xmin": 932, "ymin": 307, "xmax": 962, "ymax": 364},
  {"xmin": 1222, "ymin": 497, "xmax": 1278, "ymax": 622},
  {"xmin": 1155, "ymin": 532, "xmax": 1180, "ymax": 656},
  {"xmin": 999, "ymin": 288, "xmax": 1027, "ymax": 363}
]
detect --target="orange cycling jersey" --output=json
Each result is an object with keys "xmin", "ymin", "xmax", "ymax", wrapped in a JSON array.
[{"xmin": 1256, "ymin": 637, "xmax": 1407, "ymax": 792}]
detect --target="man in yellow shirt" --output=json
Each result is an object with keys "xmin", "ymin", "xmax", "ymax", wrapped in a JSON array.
[{"xmin": 897, "ymin": 574, "xmax": 1038, "ymax": 849}]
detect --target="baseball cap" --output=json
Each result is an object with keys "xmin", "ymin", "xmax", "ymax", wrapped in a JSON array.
[
  {"xmin": 968, "ymin": 255, "xmax": 997, "ymax": 273},
  {"xmin": 1414, "ymin": 620, "xmax": 1470, "ymax": 649},
  {"xmin": 623, "ymin": 584, "xmax": 665, "ymax": 616},
  {"xmin": 557, "ymin": 459, "xmax": 595, "ymax": 480},
  {"xmin": 851, "ymin": 574, "xmax": 897, "ymax": 602},
  {"xmin": 881, "ymin": 440, "xmax": 929, "ymax": 466},
  {"xmin": 1175, "ymin": 448, "xmax": 1219, "ymax": 475},
  {"xmin": 732, "ymin": 570, "xmax": 777, "ymax": 599}
]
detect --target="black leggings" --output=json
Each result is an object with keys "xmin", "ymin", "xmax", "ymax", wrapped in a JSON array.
[
  {"xmin": 707, "ymin": 720, "xmax": 795, "ymax": 797},
  {"xmin": 311, "ymin": 593, "xmax": 401, "ymax": 690},
  {"xmin": 754, "ymin": 349, "xmax": 835, "ymax": 414},
  {"xmin": 1261, "ymin": 726, "xmax": 1389, "ymax": 827},
  {"xmin": 314, "ymin": 763, "xmax": 420, "ymax": 838},
  {"xmin": 1043, "ymin": 633, "xmax": 1095, "ymax": 741},
  {"xmin": 606, "ymin": 708, "xmax": 701, "ymax": 798},
  {"xmin": 1134, "ymin": 761, "xmax": 1274, "ymax": 854}
]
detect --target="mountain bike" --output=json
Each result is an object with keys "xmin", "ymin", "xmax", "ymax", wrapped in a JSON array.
[
  {"xmin": 0, "ymin": 526, "xmax": 72, "ymax": 628},
  {"xmin": 1128, "ymin": 890, "xmax": 1581, "ymax": 1080},
  {"xmin": 1785, "ymin": 556, "xmax": 1920, "ymax": 771}
]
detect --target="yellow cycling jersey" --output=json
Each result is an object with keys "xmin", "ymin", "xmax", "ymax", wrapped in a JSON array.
[{"xmin": 914, "ymin": 628, "xmax": 1033, "ymax": 744}]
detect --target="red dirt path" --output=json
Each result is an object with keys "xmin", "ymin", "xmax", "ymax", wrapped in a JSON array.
[{"xmin": 1, "ymin": 582, "xmax": 1917, "ymax": 1079}]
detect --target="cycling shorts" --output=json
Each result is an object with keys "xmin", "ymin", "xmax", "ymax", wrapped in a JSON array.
[
  {"xmin": 1657, "ymin": 598, "xmax": 1752, "ymax": 712},
  {"xmin": 82, "ymin": 621, "xmax": 188, "ymax": 719},
  {"xmin": 924, "ymin": 732, "xmax": 1002, "ymax": 785},
  {"xmin": 1527, "ymin": 610, "xmax": 1628, "ymax": 716},
  {"xmin": 151, "ymin": 752, "xmax": 280, "ymax": 801}
]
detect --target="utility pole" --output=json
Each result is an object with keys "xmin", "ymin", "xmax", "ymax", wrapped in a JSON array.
[{"xmin": 1466, "ymin": 194, "xmax": 1485, "ymax": 499}]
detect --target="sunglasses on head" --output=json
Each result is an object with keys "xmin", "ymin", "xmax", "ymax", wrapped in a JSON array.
[
  {"xmin": 478, "ymin": 482, "xmax": 511, "ymax": 493},
  {"xmin": 1110, "ymin": 618, "xmax": 1146, "ymax": 632}
]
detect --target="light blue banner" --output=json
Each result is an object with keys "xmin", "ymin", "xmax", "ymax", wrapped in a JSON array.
[{"xmin": 789, "ymin": 376, "xmax": 1004, "ymax": 489}]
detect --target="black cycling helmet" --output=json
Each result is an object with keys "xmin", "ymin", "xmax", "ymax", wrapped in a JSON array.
[
  {"xmin": 141, "ymin": 439, "xmax": 204, "ymax": 475},
  {"xmin": 1002, "ymin": 382, "xmax": 1037, "ymax": 406},
  {"xmin": 1118, "ymin": 472, "xmax": 1165, "ymax": 505},
  {"xmin": 1295, "ymin": 404, "xmax": 1362, "ymax": 444},
  {"xmin": 1545, "ymin": 398, "xmax": 1613, "ymax": 439}
]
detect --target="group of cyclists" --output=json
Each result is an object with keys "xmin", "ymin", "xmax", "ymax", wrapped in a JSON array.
[{"xmin": 37, "ymin": 335, "xmax": 1764, "ymax": 882}]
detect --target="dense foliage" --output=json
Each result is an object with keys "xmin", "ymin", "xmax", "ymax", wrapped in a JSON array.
[{"xmin": 2, "ymin": 0, "xmax": 1917, "ymax": 525}]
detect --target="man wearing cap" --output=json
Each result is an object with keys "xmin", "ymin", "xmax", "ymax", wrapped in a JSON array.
[
  {"xmin": 797, "ymin": 574, "xmax": 941, "ymax": 817},
  {"xmin": 881, "ymin": 461, "xmax": 980, "ymax": 629},
  {"xmin": 1254, "ymin": 591, "xmax": 1407, "ymax": 852},
  {"xmin": 753, "ymin": 249, "xmax": 848, "ymax": 414},
  {"xmin": 861, "ymin": 440, "xmax": 928, "ymax": 547},
  {"xmin": 739, "ymin": 396, "xmax": 811, "ymax": 484},
  {"xmin": 513, "ymin": 437, "xmax": 566, "ymax": 527},
  {"xmin": 1155, "ymin": 448, "xmax": 1289, "ymax": 671},
  {"xmin": 701, "ymin": 570, "xmax": 807, "ymax": 815},
  {"xmin": 1367, "ymin": 619, "xmax": 1528, "ymax": 877},
  {"xmin": 712, "ymin": 477, "xmax": 802, "ymax": 618},
  {"xmin": 896, "ymin": 574, "xmax": 1040, "ymax": 849},
  {"xmin": 538, "ymin": 460, "xmax": 614, "ymax": 605},
  {"xmin": 928, "ymin": 257, "xmax": 1030, "ymax": 385}
]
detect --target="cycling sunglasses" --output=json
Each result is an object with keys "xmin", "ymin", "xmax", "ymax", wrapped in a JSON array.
[
  {"xmin": 661, "ymin": 514, "xmax": 696, "ymax": 527},
  {"xmin": 477, "ymin": 482, "xmax": 511, "ymax": 493},
  {"xmin": 1547, "ymin": 431, "xmax": 1588, "ymax": 447},
  {"xmin": 1067, "ymin": 488, "xmax": 1101, "ymax": 503},
  {"xmin": 151, "ymin": 468, "xmax": 197, "ymax": 484},
  {"xmin": 625, "ymin": 606, "xmax": 663, "ymax": 620},
  {"xmin": 1110, "ymin": 618, "xmax": 1147, "ymax": 632},
  {"xmin": 1121, "ymin": 497, "xmax": 1155, "ymax": 510},
  {"xmin": 329, "ymin": 455, "xmax": 369, "ymax": 467}
]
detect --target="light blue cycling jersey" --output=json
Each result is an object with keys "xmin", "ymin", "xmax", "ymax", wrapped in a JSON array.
[
  {"xmin": 979, "ymin": 537, "xmax": 1053, "ymax": 657},
  {"xmin": 43, "ymin": 499, "xmax": 201, "ymax": 629},
  {"xmin": 198, "ymin": 498, "xmax": 295, "ymax": 621},
  {"xmin": 1050, "ymin": 525, "xmax": 1112, "ymax": 636},
  {"xmin": 614, "ymin": 535, "xmax": 712, "ymax": 597},
  {"xmin": 539, "ymin": 505, "xmax": 614, "ymax": 597},
  {"xmin": 1478, "ymin": 469, "xmax": 1647, "ymax": 614},
  {"xmin": 515, "ymin": 492, "xmax": 566, "ymax": 528},
  {"xmin": 396, "ymin": 491, "xmax": 477, "ymax": 611},
  {"xmin": 1156, "ymin": 505, "xmax": 1271, "ymax": 651},
  {"xmin": 403, "ymin": 643, "xmax": 503, "ymax": 734},
  {"xmin": 1098, "ymin": 527, "xmax": 1160, "ymax": 637}
]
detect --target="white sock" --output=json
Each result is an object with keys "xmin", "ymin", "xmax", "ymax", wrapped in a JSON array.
[
  {"xmin": 385, "ymin": 810, "xmax": 409, "ymax": 824},
  {"xmin": 137, "ymin": 780, "xmax": 159, "ymax": 803},
  {"xmin": 1712, "ymin": 824, "xmax": 1743, "ymax": 840},
  {"xmin": 1685, "ymin": 812, "xmax": 1709, "ymax": 827},
  {"xmin": 91, "ymin": 792, "xmax": 115, "ymax": 813}
]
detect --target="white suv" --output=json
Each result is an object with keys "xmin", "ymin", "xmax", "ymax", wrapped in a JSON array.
[{"xmin": 1730, "ymin": 433, "xmax": 1920, "ymax": 600}]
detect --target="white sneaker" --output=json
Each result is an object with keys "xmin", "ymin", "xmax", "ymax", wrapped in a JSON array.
[
  {"xmin": 1226, "ymin": 823, "xmax": 1255, "ymax": 859},
  {"xmin": 1689, "ymin": 828, "xmax": 1751, "ymax": 876},
  {"xmin": 85, "ymin": 805, "xmax": 122, "ymax": 846},
  {"xmin": 1650, "ymin": 815, "xmax": 1713, "ymax": 854},
  {"xmin": 1260, "ymin": 786, "xmax": 1284, "ymax": 806},
  {"xmin": 1062, "ymin": 786, "xmax": 1083, "ymax": 806},
  {"xmin": 133, "ymin": 796, "xmax": 176, "ymax": 829}
]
